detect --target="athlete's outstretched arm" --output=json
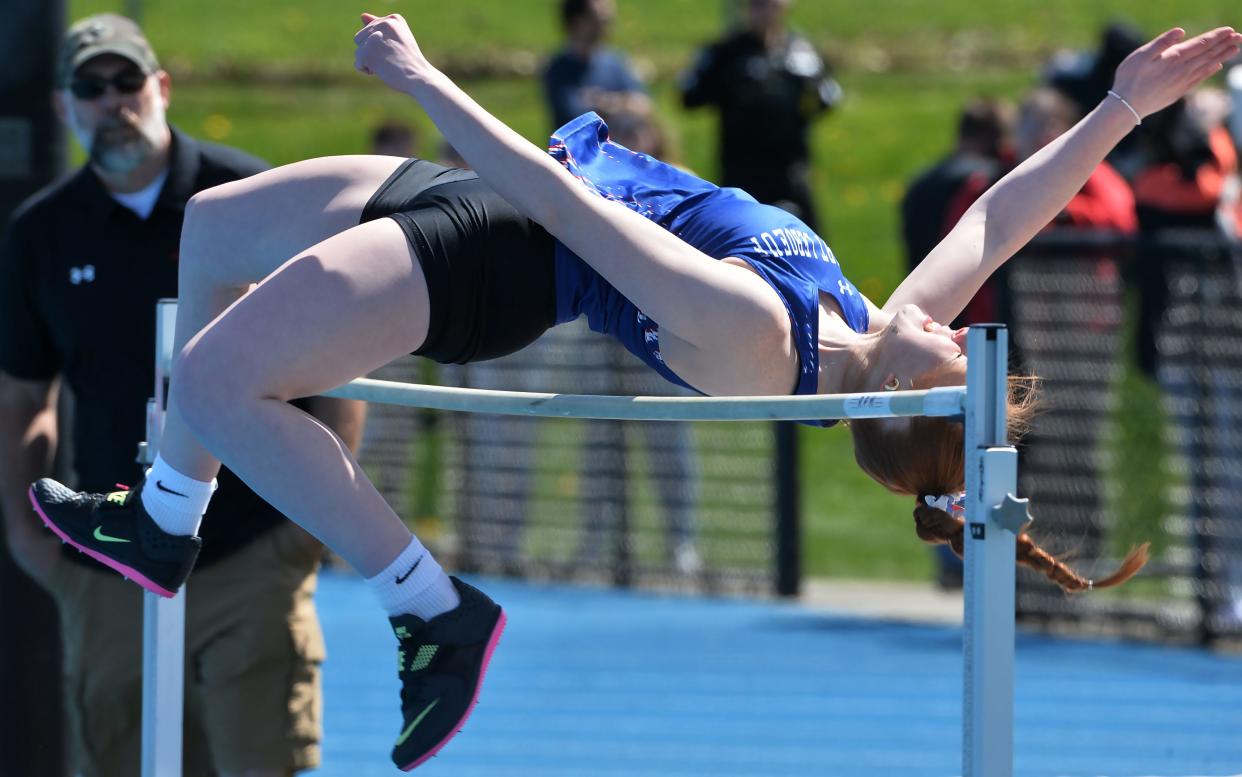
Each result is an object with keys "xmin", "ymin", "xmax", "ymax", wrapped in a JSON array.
[
  {"xmin": 885, "ymin": 27, "xmax": 1241, "ymax": 324},
  {"xmin": 353, "ymin": 14, "xmax": 791, "ymax": 384}
]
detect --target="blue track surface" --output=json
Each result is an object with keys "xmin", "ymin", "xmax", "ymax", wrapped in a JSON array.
[{"xmin": 313, "ymin": 570, "xmax": 1242, "ymax": 776}]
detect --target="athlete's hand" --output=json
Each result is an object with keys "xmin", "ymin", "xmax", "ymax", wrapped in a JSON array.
[
  {"xmin": 354, "ymin": 13, "xmax": 431, "ymax": 91},
  {"xmin": 1111, "ymin": 26, "xmax": 1242, "ymax": 119}
]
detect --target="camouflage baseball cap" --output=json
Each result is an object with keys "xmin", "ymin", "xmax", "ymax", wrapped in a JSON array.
[{"xmin": 58, "ymin": 14, "xmax": 160, "ymax": 87}]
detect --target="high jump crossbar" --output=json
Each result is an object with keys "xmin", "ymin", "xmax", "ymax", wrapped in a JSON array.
[
  {"xmin": 142, "ymin": 299, "xmax": 1020, "ymax": 777},
  {"xmin": 321, "ymin": 378, "xmax": 967, "ymax": 422}
]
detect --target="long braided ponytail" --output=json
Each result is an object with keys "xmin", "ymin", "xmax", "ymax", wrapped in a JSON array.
[
  {"xmin": 913, "ymin": 501, "xmax": 1149, "ymax": 592},
  {"xmin": 850, "ymin": 374, "xmax": 1149, "ymax": 593}
]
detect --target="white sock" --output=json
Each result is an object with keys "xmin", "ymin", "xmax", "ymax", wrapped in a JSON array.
[
  {"xmin": 366, "ymin": 536, "xmax": 461, "ymax": 620},
  {"xmin": 140, "ymin": 454, "xmax": 217, "ymax": 536}
]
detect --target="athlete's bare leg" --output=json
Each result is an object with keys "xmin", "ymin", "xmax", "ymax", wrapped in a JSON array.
[
  {"xmin": 157, "ymin": 154, "xmax": 437, "ymax": 573},
  {"xmin": 172, "ymin": 207, "xmax": 432, "ymax": 574},
  {"xmin": 153, "ymin": 154, "xmax": 504, "ymax": 768},
  {"xmin": 158, "ymin": 154, "xmax": 401, "ymax": 483}
]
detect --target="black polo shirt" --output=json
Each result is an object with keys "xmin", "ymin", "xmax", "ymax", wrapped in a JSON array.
[
  {"xmin": 0, "ymin": 127, "xmax": 297, "ymax": 570},
  {"xmin": 681, "ymin": 30, "xmax": 841, "ymax": 184}
]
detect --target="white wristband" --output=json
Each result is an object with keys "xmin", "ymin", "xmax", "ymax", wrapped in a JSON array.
[{"xmin": 1107, "ymin": 89, "xmax": 1142, "ymax": 126}]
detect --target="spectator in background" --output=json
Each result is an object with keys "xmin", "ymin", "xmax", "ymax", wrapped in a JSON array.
[
  {"xmin": 528, "ymin": 2, "xmax": 700, "ymax": 578},
  {"xmin": 1186, "ymin": 86, "xmax": 1242, "ymax": 236},
  {"xmin": 942, "ymin": 87, "xmax": 1137, "ymax": 330},
  {"xmin": 370, "ymin": 119, "xmax": 418, "ymax": 157},
  {"xmin": 607, "ymin": 107, "xmax": 671, "ymax": 162},
  {"xmin": 0, "ymin": 15, "xmax": 366, "ymax": 776},
  {"xmin": 900, "ymin": 98, "xmax": 1014, "ymax": 587},
  {"xmin": 576, "ymin": 107, "xmax": 702, "ymax": 577},
  {"xmin": 901, "ymin": 97, "xmax": 1015, "ymax": 275},
  {"xmin": 1227, "ymin": 62, "xmax": 1242, "ymax": 156},
  {"xmin": 1129, "ymin": 91, "xmax": 1242, "ymax": 627},
  {"xmin": 542, "ymin": 0, "xmax": 650, "ymax": 129},
  {"xmin": 1016, "ymin": 88, "xmax": 1138, "ymax": 231},
  {"xmin": 1044, "ymin": 21, "xmax": 1146, "ymax": 178},
  {"xmin": 1046, "ymin": 22, "xmax": 1146, "ymax": 118},
  {"xmin": 680, "ymin": 0, "xmax": 842, "ymax": 231},
  {"xmin": 1132, "ymin": 95, "xmax": 1238, "ymax": 376},
  {"xmin": 1133, "ymin": 90, "xmax": 1238, "ymax": 235}
]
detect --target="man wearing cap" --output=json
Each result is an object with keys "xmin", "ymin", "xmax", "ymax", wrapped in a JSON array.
[{"xmin": 0, "ymin": 14, "xmax": 365, "ymax": 777}]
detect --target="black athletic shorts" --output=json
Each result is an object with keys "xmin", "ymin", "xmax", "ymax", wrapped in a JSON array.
[{"xmin": 359, "ymin": 158, "xmax": 557, "ymax": 364}]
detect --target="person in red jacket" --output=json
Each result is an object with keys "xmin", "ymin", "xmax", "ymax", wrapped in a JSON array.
[
  {"xmin": 1130, "ymin": 90, "xmax": 1242, "ymax": 627},
  {"xmin": 944, "ymin": 87, "xmax": 1137, "ymax": 329}
]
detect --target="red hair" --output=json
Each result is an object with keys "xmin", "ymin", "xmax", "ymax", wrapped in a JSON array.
[{"xmin": 848, "ymin": 375, "xmax": 1148, "ymax": 593}]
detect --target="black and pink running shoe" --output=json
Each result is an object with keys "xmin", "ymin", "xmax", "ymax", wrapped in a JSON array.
[
  {"xmin": 389, "ymin": 577, "xmax": 506, "ymax": 770},
  {"xmin": 28, "ymin": 478, "xmax": 200, "ymax": 597}
]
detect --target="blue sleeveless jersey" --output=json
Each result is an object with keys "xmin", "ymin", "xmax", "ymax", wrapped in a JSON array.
[{"xmin": 548, "ymin": 112, "xmax": 869, "ymax": 403}]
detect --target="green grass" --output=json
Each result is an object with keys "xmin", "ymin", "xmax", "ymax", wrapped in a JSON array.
[
  {"xmin": 63, "ymin": 0, "xmax": 1235, "ymax": 579},
  {"xmin": 71, "ymin": 1, "xmax": 1239, "ymax": 76}
]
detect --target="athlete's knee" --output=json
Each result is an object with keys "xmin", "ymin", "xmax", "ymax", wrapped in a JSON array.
[
  {"xmin": 183, "ymin": 184, "xmax": 237, "ymax": 239},
  {"xmin": 180, "ymin": 183, "xmax": 252, "ymax": 281},
  {"xmin": 174, "ymin": 323, "xmax": 296, "ymax": 440},
  {"xmin": 172, "ymin": 332, "xmax": 251, "ymax": 437}
]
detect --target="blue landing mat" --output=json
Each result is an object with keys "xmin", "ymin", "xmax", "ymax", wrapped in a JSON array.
[{"xmin": 312, "ymin": 571, "xmax": 1242, "ymax": 777}]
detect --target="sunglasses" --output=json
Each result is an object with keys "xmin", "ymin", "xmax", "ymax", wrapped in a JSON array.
[{"xmin": 68, "ymin": 70, "xmax": 148, "ymax": 100}]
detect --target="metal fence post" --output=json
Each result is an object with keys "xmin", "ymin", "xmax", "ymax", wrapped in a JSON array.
[{"xmin": 775, "ymin": 420, "xmax": 800, "ymax": 596}]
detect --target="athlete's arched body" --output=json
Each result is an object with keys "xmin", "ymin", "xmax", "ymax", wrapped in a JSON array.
[{"xmin": 28, "ymin": 15, "xmax": 1241, "ymax": 770}]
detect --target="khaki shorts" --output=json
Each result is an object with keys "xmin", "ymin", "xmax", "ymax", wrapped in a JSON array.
[{"xmin": 46, "ymin": 521, "xmax": 326, "ymax": 777}]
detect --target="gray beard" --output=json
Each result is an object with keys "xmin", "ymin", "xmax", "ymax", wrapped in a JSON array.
[
  {"xmin": 88, "ymin": 121, "xmax": 161, "ymax": 174},
  {"xmin": 67, "ymin": 106, "xmax": 165, "ymax": 176}
]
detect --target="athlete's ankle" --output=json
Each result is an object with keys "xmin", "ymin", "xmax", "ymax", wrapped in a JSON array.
[
  {"xmin": 367, "ymin": 536, "xmax": 461, "ymax": 620},
  {"xmin": 140, "ymin": 454, "xmax": 217, "ymax": 536}
]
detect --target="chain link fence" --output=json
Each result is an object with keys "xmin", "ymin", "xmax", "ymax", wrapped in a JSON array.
[
  {"xmin": 1009, "ymin": 230, "xmax": 1242, "ymax": 644},
  {"xmin": 359, "ymin": 319, "xmax": 792, "ymax": 596}
]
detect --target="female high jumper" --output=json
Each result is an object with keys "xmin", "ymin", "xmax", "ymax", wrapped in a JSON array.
[{"xmin": 30, "ymin": 15, "xmax": 1242, "ymax": 770}]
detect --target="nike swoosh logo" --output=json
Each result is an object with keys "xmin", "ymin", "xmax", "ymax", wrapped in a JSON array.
[
  {"xmin": 395, "ymin": 698, "xmax": 439, "ymax": 746},
  {"xmin": 93, "ymin": 526, "xmax": 131, "ymax": 543},
  {"xmin": 155, "ymin": 480, "xmax": 188, "ymax": 498},
  {"xmin": 395, "ymin": 555, "xmax": 423, "ymax": 585}
]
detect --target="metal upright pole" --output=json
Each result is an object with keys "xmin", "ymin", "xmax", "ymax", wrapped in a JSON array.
[
  {"xmin": 962, "ymin": 325, "xmax": 1023, "ymax": 777},
  {"xmin": 141, "ymin": 299, "xmax": 185, "ymax": 777}
]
